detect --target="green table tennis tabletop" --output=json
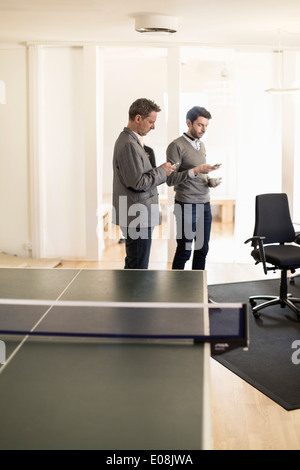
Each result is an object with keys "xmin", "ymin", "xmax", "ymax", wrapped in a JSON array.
[{"xmin": 0, "ymin": 268, "xmax": 211, "ymax": 450}]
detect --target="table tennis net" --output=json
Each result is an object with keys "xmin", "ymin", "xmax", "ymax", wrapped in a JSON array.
[{"xmin": 0, "ymin": 300, "xmax": 248, "ymax": 354}]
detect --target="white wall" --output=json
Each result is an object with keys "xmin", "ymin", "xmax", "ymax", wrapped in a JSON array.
[
  {"xmin": 293, "ymin": 52, "xmax": 300, "ymax": 225},
  {"xmin": 40, "ymin": 47, "xmax": 86, "ymax": 258},
  {"xmin": 0, "ymin": 47, "xmax": 29, "ymax": 257}
]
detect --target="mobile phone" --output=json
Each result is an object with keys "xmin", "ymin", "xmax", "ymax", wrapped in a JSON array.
[{"xmin": 213, "ymin": 163, "xmax": 222, "ymax": 167}]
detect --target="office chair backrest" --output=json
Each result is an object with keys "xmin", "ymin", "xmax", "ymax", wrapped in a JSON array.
[{"xmin": 253, "ymin": 193, "xmax": 295, "ymax": 245}]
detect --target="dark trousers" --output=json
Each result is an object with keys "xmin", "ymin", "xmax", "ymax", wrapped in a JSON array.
[
  {"xmin": 121, "ymin": 227, "xmax": 153, "ymax": 269},
  {"xmin": 172, "ymin": 201, "xmax": 212, "ymax": 270}
]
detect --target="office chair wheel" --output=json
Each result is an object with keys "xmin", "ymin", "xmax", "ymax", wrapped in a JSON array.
[
  {"xmin": 249, "ymin": 299, "xmax": 261, "ymax": 318},
  {"xmin": 252, "ymin": 310, "xmax": 261, "ymax": 319}
]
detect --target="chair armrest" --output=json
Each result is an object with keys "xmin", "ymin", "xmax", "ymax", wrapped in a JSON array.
[{"xmin": 245, "ymin": 236, "xmax": 268, "ymax": 274}]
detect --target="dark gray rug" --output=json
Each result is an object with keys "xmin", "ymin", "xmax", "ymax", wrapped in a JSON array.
[{"xmin": 208, "ymin": 276, "xmax": 300, "ymax": 410}]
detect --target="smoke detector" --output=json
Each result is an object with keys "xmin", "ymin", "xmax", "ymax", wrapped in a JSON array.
[{"xmin": 135, "ymin": 15, "xmax": 178, "ymax": 35}]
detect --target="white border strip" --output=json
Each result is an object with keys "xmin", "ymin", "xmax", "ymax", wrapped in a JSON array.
[{"xmin": 0, "ymin": 299, "xmax": 244, "ymax": 309}]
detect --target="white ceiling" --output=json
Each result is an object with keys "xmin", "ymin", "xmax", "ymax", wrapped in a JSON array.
[{"xmin": 0, "ymin": 0, "xmax": 300, "ymax": 50}]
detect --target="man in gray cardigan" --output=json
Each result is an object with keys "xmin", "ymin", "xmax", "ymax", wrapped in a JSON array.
[
  {"xmin": 167, "ymin": 106, "xmax": 222, "ymax": 270},
  {"xmin": 113, "ymin": 98, "xmax": 175, "ymax": 269}
]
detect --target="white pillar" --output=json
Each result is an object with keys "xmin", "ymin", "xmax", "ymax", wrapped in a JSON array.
[
  {"xmin": 0, "ymin": 80, "xmax": 6, "ymax": 104},
  {"xmin": 281, "ymin": 51, "xmax": 297, "ymax": 216},
  {"xmin": 83, "ymin": 46, "xmax": 104, "ymax": 260},
  {"xmin": 167, "ymin": 47, "xmax": 181, "ymax": 263},
  {"xmin": 28, "ymin": 44, "xmax": 43, "ymax": 258}
]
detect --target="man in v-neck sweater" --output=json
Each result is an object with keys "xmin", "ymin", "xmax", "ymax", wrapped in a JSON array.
[{"xmin": 166, "ymin": 106, "xmax": 222, "ymax": 270}]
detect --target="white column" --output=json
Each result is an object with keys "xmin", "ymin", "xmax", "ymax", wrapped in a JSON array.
[
  {"xmin": 0, "ymin": 80, "xmax": 6, "ymax": 104},
  {"xmin": 167, "ymin": 47, "xmax": 181, "ymax": 263},
  {"xmin": 281, "ymin": 51, "xmax": 297, "ymax": 216},
  {"xmin": 83, "ymin": 46, "xmax": 104, "ymax": 260},
  {"xmin": 27, "ymin": 44, "xmax": 43, "ymax": 258}
]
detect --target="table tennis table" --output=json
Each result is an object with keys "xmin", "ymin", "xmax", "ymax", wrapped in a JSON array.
[{"xmin": 0, "ymin": 268, "xmax": 247, "ymax": 451}]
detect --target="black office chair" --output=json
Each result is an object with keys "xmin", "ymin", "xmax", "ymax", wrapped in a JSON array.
[
  {"xmin": 290, "ymin": 229, "xmax": 300, "ymax": 285},
  {"xmin": 245, "ymin": 193, "xmax": 300, "ymax": 321}
]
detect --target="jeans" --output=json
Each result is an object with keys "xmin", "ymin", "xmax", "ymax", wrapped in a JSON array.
[
  {"xmin": 121, "ymin": 226, "xmax": 154, "ymax": 269},
  {"xmin": 172, "ymin": 201, "xmax": 212, "ymax": 270}
]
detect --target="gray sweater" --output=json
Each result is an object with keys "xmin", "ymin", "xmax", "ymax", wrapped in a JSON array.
[
  {"xmin": 166, "ymin": 135, "xmax": 215, "ymax": 204},
  {"xmin": 112, "ymin": 127, "xmax": 167, "ymax": 227}
]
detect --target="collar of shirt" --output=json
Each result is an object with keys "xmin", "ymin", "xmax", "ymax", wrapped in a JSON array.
[
  {"xmin": 183, "ymin": 133, "xmax": 201, "ymax": 150},
  {"xmin": 132, "ymin": 130, "xmax": 143, "ymax": 145}
]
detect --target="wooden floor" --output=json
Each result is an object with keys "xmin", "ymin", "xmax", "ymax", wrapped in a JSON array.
[{"xmin": 59, "ymin": 220, "xmax": 300, "ymax": 450}]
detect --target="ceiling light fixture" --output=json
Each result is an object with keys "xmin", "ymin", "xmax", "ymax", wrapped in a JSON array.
[
  {"xmin": 135, "ymin": 15, "xmax": 178, "ymax": 35},
  {"xmin": 265, "ymin": 29, "xmax": 300, "ymax": 94},
  {"xmin": 265, "ymin": 87, "xmax": 300, "ymax": 94}
]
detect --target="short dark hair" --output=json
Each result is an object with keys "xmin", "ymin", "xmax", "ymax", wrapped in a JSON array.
[
  {"xmin": 129, "ymin": 98, "xmax": 161, "ymax": 121},
  {"xmin": 186, "ymin": 106, "xmax": 212, "ymax": 123}
]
